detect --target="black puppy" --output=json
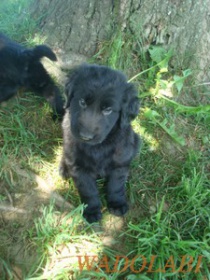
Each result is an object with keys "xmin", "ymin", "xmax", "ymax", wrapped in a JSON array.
[
  {"xmin": 0, "ymin": 33, "xmax": 64, "ymax": 120},
  {"xmin": 59, "ymin": 64, "xmax": 140, "ymax": 223}
]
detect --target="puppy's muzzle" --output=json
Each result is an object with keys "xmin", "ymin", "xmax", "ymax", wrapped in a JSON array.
[{"xmin": 79, "ymin": 131, "xmax": 95, "ymax": 141}]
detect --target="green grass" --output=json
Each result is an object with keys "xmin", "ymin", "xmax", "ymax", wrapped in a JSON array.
[
  {"xmin": 0, "ymin": 0, "xmax": 45, "ymax": 45},
  {"xmin": 0, "ymin": 2, "xmax": 210, "ymax": 280}
]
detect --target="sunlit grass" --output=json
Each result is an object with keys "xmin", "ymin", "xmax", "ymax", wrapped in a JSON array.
[{"xmin": 26, "ymin": 204, "xmax": 102, "ymax": 279}]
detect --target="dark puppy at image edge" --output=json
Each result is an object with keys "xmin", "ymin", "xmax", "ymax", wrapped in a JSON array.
[
  {"xmin": 0, "ymin": 33, "xmax": 64, "ymax": 120},
  {"xmin": 59, "ymin": 64, "xmax": 140, "ymax": 223}
]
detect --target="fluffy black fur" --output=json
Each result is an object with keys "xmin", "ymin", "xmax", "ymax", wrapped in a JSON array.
[
  {"xmin": 0, "ymin": 33, "xmax": 64, "ymax": 120},
  {"xmin": 59, "ymin": 64, "xmax": 140, "ymax": 223}
]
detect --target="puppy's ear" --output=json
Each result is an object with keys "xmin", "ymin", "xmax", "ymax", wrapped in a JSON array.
[
  {"xmin": 64, "ymin": 69, "xmax": 79, "ymax": 109},
  {"xmin": 120, "ymin": 83, "xmax": 140, "ymax": 128}
]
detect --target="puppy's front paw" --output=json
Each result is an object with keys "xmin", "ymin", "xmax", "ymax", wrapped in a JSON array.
[
  {"xmin": 59, "ymin": 161, "xmax": 71, "ymax": 179},
  {"xmin": 83, "ymin": 208, "xmax": 102, "ymax": 223},
  {"xmin": 108, "ymin": 202, "xmax": 128, "ymax": 217}
]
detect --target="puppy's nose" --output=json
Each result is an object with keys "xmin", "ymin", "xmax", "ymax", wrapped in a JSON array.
[{"xmin": 79, "ymin": 131, "xmax": 94, "ymax": 141}]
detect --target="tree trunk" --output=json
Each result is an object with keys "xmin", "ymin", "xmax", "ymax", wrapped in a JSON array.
[
  {"xmin": 31, "ymin": 0, "xmax": 210, "ymax": 82},
  {"xmin": 31, "ymin": 0, "xmax": 115, "ymax": 69}
]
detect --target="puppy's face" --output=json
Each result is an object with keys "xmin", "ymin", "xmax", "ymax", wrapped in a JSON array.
[
  {"xmin": 65, "ymin": 65, "xmax": 139, "ymax": 145},
  {"xmin": 69, "ymin": 88, "xmax": 122, "ymax": 145}
]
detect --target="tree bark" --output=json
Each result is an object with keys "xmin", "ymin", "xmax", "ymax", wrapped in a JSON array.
[
  {"xmin": 31, "ymin": 0, "xmax": 115, "ymax": 69},
  {"xmin": 31, "ymin": 0, "xmax": 210, "ymax": 82},
  {"xmin": 127, "ymin": 0, "xmax": 210, "ymax": 82}
]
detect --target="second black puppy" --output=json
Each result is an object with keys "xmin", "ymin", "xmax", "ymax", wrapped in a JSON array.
[
  {"xmin": 0, "ymin": 33, "xmax": 64, "ymax": 120},
  {"xmin": 59, "ymin": 64, "xmax": 140, "ymax": 223}
]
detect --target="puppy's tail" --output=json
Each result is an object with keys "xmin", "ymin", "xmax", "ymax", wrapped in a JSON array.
[
  {"xmin": 22, "ymin": 45, "xmax": 57, "ymax": 61},
  {"xmin": 32, "ymin": 45, "xmax": 57, "ymax": 61}
]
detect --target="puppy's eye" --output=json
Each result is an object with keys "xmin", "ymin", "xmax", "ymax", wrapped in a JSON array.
[
  {"xmin": 79, "ymin": 99, "xmax": 87, "ymax": 108},
  {"xmin": 102, "ymin": 107, "xmax": 112, "ymax": 116}
]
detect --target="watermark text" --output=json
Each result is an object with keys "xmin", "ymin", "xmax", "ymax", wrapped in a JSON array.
[{"xmin": 76, "ymin": 254, "xmax": 203, "ymax": 274}]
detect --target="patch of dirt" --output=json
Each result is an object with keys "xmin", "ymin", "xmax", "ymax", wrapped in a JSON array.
[{"xmin": 0, "ymin": 165, "xmax": 74, "ymax": 279}]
